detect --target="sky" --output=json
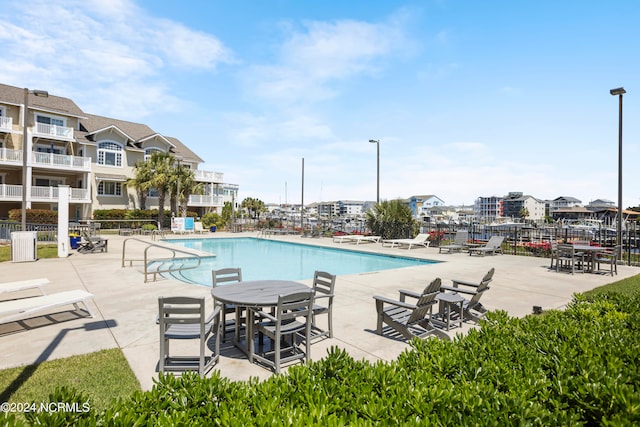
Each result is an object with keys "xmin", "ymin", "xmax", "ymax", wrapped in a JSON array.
[{"xmin": 2, "ymin": 0, "xmax": 639, "ymax": 208}]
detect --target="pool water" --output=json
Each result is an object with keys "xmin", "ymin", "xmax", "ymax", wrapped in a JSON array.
[{"xmin": 165, "ymin": 237, "xmax": 437, "ymax": 285}]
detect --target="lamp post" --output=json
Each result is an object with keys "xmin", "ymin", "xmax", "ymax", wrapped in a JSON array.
[
  {"xmin": 21, "ymin": 88, "xmax": 49, "ymax": 230},
  {"xmin": 369, "ymin": 139, "xmax": 380, "ymax": 204},
  {"xmin": 610, "ymin": 87, "xmax": 625, "ymax": 250}
]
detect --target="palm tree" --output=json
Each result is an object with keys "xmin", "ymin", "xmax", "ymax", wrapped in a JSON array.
[
  {"xmin": 147, "ymin": 151, "xmax": 175, "ymax": 229},
  {"xmin": 175, "ymin": 167, "xmax": 204, "ymax": 217},
  {"xmin": 365, "ymin": 200, "xmax": 417, "ymax": 239},
  {"xmin": 127, "ymin": 160, "xmax": 153, "ymax": 210},
  {"xmin": 241, "ymin": 197, "xmax": 266, "ymax": 220}
]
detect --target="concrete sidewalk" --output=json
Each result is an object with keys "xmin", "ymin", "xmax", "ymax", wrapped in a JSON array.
[{"xmin": 1, "ymin": 232, "xmax": 636, "ymax": 390}]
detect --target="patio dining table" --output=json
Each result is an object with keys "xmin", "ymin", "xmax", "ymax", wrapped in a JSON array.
[
  {"xmin": 573, "ymin": 245, "xmax": 607, "ymax": 273},
  {"xmin": 210, "ymin": 280, "xmax": 310, "ymax": 360}
]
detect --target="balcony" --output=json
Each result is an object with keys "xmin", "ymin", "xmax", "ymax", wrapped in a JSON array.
[
  {"xmin": 34, "ymin": 122, "xmax": 74, "ymax": 141},
  {"xmin": 0, "ymin": 116, "xmax": 12, "ymax": 132},
  {"xmin": 32, "ymin": 151, "xmax": 91, "ymax": 171},
  {"xmin": 0, "ymin": 148, "xmax": 91, "ymax": 171},
  {"xmin": 0, "ymin": 184, "xmax": 91, "ymax": 203},
  {"xmin": 187, "ymin": 194, "xmax": 224, "ymax": 207},
  {"xmin": 193, "ymin": 169, "xmax": 224, "ymax": 183}
]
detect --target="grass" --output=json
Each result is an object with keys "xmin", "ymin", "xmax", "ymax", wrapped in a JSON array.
[
  {"xmin": 0, "ymin": 348, "xmax": 141, "ymax": 417},
  {"xmin": 0, "ymin": 244, "xmax": 59, "ymax": 262},
  {"xmin": 583, "ymin": 272, "xmax": 640, "ymax": 298}
]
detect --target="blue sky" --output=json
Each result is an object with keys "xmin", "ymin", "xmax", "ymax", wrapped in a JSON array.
[{"xmin": 2, "ymin": 0, "xmax": 639, "ymax": 208}]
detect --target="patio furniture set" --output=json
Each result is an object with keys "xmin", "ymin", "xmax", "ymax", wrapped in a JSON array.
[{"xmin": 551, "ymin": 243, "xmax": 619, "ymax": 275}]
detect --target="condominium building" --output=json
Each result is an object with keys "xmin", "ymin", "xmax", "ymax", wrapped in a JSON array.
[{"xmin": 0, "ymin": 83, "xmax": 237, "ymax": 221}]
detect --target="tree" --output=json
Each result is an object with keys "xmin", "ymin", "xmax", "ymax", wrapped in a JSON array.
[
  {"xmin": 519, "ymin": 207, "xmax": 530, "ymax": 220},
  {"xmin": 365, "ymin": 200, "xmax": 417, "ymax": 239},
  {"xmin": 147, "ymin": 151, "xmax": 175, "ymax": 229},
  {"xmin": 241, "ymin": 197, "xmax": 266, "ymax": 220},
  {"xmin": 127, "ymin": 160, "xmax": 153, "ymax": 210},
  {"xmin": 169, "ymin": 163, "xmax": 203, "ymax": 217}
]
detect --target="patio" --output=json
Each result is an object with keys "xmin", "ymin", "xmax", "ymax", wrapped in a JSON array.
[{"xmin": 0, "ymin": 232, "xmax": 637, "ymax": 390}]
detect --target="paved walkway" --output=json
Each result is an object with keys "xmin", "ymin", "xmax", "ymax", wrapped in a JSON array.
[{"xmin": 1, "ymin": 232, "xmax": 636, "ymax": 390}]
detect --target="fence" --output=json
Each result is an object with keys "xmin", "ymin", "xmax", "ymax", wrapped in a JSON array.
[{"xmin": 426, "ymin": 223, "xmax": 640, "ymax": 267}]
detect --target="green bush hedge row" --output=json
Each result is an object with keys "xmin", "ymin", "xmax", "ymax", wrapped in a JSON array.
[{"xmin": 9, "ymin": 292, "xmax": 640, "ymax": 426}]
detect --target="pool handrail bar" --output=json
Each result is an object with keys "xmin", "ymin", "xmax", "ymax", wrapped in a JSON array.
[{"xmin": 121, "ymin": 237, "xmax": 203, "ymax": 283}]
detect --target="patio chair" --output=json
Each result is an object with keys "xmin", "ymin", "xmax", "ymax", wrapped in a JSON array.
[
  {"xmin": 438, "ymin": 230, "xmax": 469, "ymax": 254},
  {"xmin": 308, "ymin": 271, "xmax": 337, "ymax": 341},
  {"xmin": 382, "ymin": 233, "xmax": 431, "ymax": 250},
  {"xmin": 468, "ymin": 236, "xmax": 504, "ymax": 256},
  {"xmin": 373, "ymin": 278, "xmax": 449, "ymax": 341},
  {"xmin": 594, "ymin": 245, "xmax": 620, "ymax": 276},
  {"xmin": 555, "ymin": 244, "xmax": 585, "ymax": 274},
  {"xmin": 439, "ymin": 268, "xmax": 495, "ymax": 322},
  {"xmin": 77, "ymin": 231, "xmax": 108, "ymax": 253},
  {"xmin": 211, "ymin": 268, "xmax": 243, "ymax": 341},
  {"xmin": 251, "ymin": 291, "xmax": 315, "ymax": 374},
  {"xmin": 194, "ymin": 221, "xmax": 206, "ymax": 234},
  {"xmin": 158, "ymin": 296, "xmax": 221, "ymax": 377},
  {"xmin": 0, "ymin": 290, "xmax": 95, "ymax": 324},
  {"xmin": 0, "ymin": 278, "xmax": 49, "ymax": 297}
]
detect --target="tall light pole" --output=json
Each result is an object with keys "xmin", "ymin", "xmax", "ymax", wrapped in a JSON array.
[
  {"xmin": 22, "ymin": 88, "xmax": 49, "ymax": 230},
  {"xmin": 610, "ymin": 87, "xmax": 625, "ymax": 250},
  {"xmin": 369, "ymin": 139, "xmax": 380, "ymax": 204}
]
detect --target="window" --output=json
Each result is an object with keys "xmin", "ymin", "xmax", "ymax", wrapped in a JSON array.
[
  {"xmin": 34, "ymin": 177, "xmax": 65, "ymax": 187},
  {"xmin": 144, "ymin": 147, "xmax": 163, "ymax": 161},
  {"xmin": 97, "ymin": 181, "xmax": 122, "ymax": 196},
  {"xmin": 98, "ymin": 142, "xmax": 123, "ymax": 167},
  {"xmin": 36, "ymin": 114, "xmax": 65, "ymax": 127},
  {"xmin": 0, "ymin": 106, "xmax": 5, "ymax": 117}
]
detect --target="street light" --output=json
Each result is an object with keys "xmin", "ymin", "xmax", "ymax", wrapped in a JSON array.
[
  {"xmin": 610, "ymin": 87, "xmax": 625, "ymax": 251},
  {"xmin": 22, "ymin": 88, "xmax": 49, "ymax": 230},
  {"xmin": 369, "ymin": 139, "xmax": 380, "ymax": 204}
]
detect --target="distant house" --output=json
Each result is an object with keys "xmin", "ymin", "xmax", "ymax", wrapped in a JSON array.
[
  {"xmin": 502, "ymin": 192, "xmax": 546, "ymax": 221},
  {"xmin": 550, "ymin": 196, "xmax": 582, "ymax": 213},
  {"xmin": 474, "ymin": 196, "xmax": 503, "ymax": 220},
  {"xmin": 406, "ymin": 194, "xmax": 445, "ymax": 218},
  {"xmin": 585, "ymin": 199, "xmax": 616, "ymax": 210}
]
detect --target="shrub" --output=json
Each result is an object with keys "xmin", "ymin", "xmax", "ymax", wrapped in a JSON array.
[
  {"xmin": 8, "ymin": 208, "xmax": 57, "ymax": 224},
  {"xmin": 23, "ymin": 292, "xmax": 640, "ymax": 425}
]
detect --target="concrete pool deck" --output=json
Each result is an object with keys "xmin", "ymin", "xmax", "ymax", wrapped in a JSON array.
[{"xmin": 1, "ymin": 231, "xmax": 637, "ymax": 390}]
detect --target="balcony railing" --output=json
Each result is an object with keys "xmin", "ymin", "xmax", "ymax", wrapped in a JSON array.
[
  {"xmin": 0, "ymin": 148, "xmax": 91, "ymax": 170},
  {"xmin": 35, "ymin": 122, "xmax": 74, "ymax": 140},
  {"xmin": 0, "ymin": 184, "xmax": 90, "ymax": 202},
  {"xmin": 0, "ymin": 148, "xmax": 22, "ymax": 163},
  {"xmin": 0, "ymin": 116, "xmax": 12, "ymax": 131},
  {"xmin": 32, "ymin": 151, "xmax": 91, "ymax": 170},
  {"xmin": 188, "ymin": 194, "xmax": 224, "ymax": 207},
  {"xmin": 193, "ymin": 169, "xmax": 224, "ymax": 183}
]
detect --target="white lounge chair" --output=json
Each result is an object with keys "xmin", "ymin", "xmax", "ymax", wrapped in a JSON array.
[
  {"xmin": 194, "ymin": 221, "xmax": 206, "ymax": 234},
  {"xmin": 382, "ymin": 233, "xmax": 431, "ymax": 250},
  {"xmin": 0, "ymin": 290, "xmax": 95, "ymax": 324},
  {"xmin": 333, "ymin": 234, "xmax": 355, "ymax": 243},
  {"xmin": 0, "ymin": 278, "xmax": 49, "ymax": 297},
  {"xmin": 349, "ymin": 235, "xmax": 381, "ymax": 245}
]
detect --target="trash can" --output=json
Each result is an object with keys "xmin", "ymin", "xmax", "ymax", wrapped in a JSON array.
[
  {"xmin": 210, "ymin": 225, "xmax": 217, "ymax": 232},
  {"xmin": 69, "ymin": 234, "xmax": 81, "ymax": 249}
]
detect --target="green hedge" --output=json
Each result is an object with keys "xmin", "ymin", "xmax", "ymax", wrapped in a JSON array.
[
  {"xmin": 8, "ymin": 209, "xmax": 57, "ymax": 224},
  {"xmin": 10, "ymin": 292, "xmax": 640, "ymax": 425}
]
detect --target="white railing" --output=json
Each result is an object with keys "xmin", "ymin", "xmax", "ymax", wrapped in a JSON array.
[
  {"xmin": 0, "ymin": 185, "xmax": 90, "ymax": 202},
  {"xmin": 0, "ymin": 184, "xmax": 23, "ymax": 199},
  {"xmin": 193, "ymin": 169, "xmax": 224, "ymax": 183},
  {"xmin": 32, "ymin": 152, "xmax": 91, "ymax": 170},
  {"xmin": 35, "ymin": 123, "xmax": 74, "ymax": 139},
  {"xmin": 188, "ymin": 194, "xmax": 224, "ymax": 207},
  {"xmin": 0, "ymin": 116, "xmax": 12, "ymax": 131},
  {"xmin": 0, "ymin": 148, "xmax": 22, "ymax": 163}
]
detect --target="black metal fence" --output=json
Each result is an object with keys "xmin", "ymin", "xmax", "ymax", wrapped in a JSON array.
[{"xmin": 425, "ymin": 223, "xmax": 640, "ymax": 267}]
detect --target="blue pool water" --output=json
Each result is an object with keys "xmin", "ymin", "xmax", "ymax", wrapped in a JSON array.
[{"xmin": 165, "ymin": 237, "xmax": 437, "ymax": 285}]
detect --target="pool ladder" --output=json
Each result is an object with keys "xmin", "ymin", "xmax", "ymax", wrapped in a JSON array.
[{"xmin": 121, "ymin": 237, "xmax": 203, "ymax": 283}]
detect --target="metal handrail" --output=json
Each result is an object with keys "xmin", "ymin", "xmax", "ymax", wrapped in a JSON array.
[{"xmin": 121, "ymin": 237, "xmax": 203, "ymax": 283}]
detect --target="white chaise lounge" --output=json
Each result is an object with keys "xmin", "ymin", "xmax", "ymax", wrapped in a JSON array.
[
  {"xmin": 382, "ymin": 233, "xmax": 430, "ymax": 250},
  {"xmin": 0, "ymin": 278, "xmax": 49, "ymax": 297},
  {"xmin": 0, "ymin": 290, "xmax": 95, "ymax": 324}
]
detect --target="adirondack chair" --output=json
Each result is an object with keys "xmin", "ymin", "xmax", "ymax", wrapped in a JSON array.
[
  {"xmin": 373, "ymin": 278, "xmax": 449, "ymax": 341},
  {"xmin": 439, "ymin": 268, "xmax": 495, "ymax": 322}
]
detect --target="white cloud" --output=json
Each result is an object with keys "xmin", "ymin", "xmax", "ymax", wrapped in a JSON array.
[{"xmin": 0, "ymin": 0, "xmax": 232, "ymax": 120}]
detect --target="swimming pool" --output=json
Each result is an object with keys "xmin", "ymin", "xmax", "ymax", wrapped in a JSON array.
[{"xmin": 164, "ymin": 237, "xmax": 437, "ymax": 285}]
